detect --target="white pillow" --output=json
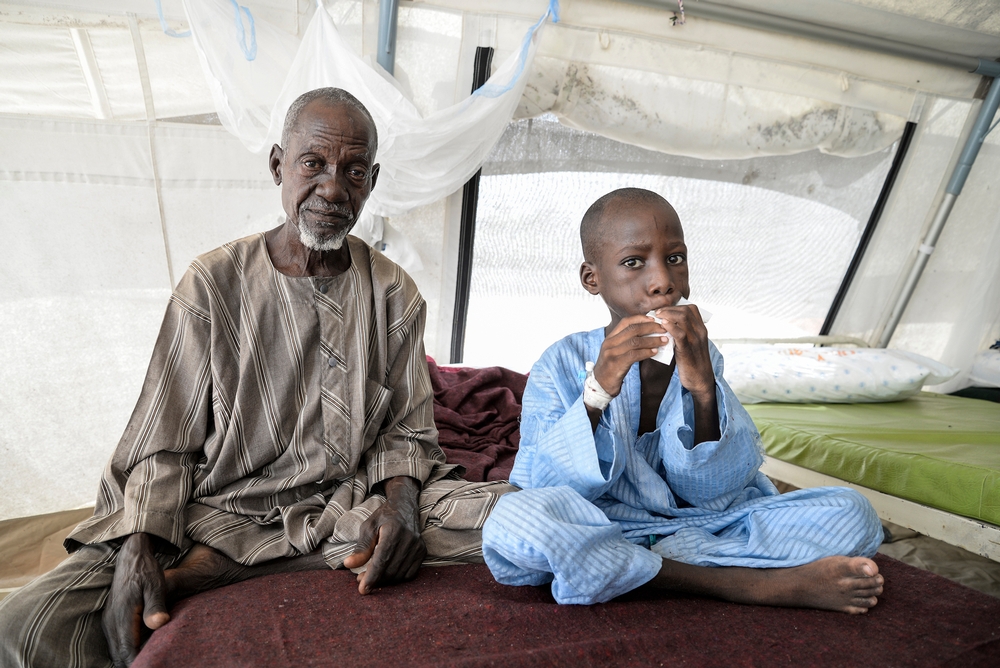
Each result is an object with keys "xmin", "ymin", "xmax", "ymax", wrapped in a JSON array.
[
  {"xmin": 968, "ymin": 349, "xmax": 1000, "ymax": 388},
  {"xmin": 720, "ymin": 345, "xmax": 957, "ymax": 404}
]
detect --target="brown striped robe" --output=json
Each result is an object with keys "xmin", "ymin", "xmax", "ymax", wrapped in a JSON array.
[
  {"xmin": 67, "ymin": 233, "xmax": 512, "ymax": 566},
  {"xmin": 0, "ymin": 235, "xmax": 514, "ymax": 668}
]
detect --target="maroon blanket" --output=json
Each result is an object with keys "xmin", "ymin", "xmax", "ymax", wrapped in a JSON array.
[
  {"xmin": 133, "ymin": 555, "xmax": 1000, "ymax": 667},
  {"xmin": 427, "ymin": 358, "xmax": 527, "ymax": 483},
  {"xmin": 132, "ymin": 363, "xmax": 1000, "ymax": 666}
]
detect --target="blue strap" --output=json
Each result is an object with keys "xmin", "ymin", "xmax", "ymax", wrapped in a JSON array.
[
  {"xmin": 154, "ymin": 0, "xmax": 191, "ymax": 38},
  {"xmin": 230, "ymin": 0, "xmax": 258, "ymax": 61},
  {"xmin": 473, "ymin": 0, "xmax": 559, "ymax": 98},
  {"xmin": 154, "ymin": 0, "xmax": 256, "ymax": 63}
]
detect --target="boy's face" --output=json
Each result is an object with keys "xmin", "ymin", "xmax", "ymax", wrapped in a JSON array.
[{"xmin": 580, "ymin": 199, "xmax": 690, "ymax": 329}]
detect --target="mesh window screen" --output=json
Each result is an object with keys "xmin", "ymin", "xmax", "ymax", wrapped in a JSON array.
[{"xmin": 464, "ymin": 116, "xmax": 897, "ymax": 371}]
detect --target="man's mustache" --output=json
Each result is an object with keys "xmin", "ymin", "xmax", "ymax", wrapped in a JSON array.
[{"xmin": 300, "ymin": 203, "xmax": 353, "ymax": 219}]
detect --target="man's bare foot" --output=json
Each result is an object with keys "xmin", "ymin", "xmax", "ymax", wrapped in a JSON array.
[
  {"xmin": 652, "ymin": 555, "xmax": 884, "ymax": 614},
  {"xmin": 163, "ymin": 544, "xmax": 250, "ymax": 602},
  {"xmin": 164, "ymin": 543, "xmax": 329, "ymax": 603}
]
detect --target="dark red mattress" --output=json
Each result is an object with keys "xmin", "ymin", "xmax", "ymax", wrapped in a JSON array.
[
  {"xmin": 133, "ymin": 555, "xmax": 999, "ymax": 667},
  {"xmin": 133, "ymin": 362, "xmax": 1000, "ymax": 666}
]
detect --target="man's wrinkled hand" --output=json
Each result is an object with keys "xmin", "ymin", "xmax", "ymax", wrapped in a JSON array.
[
  {"xmin": 102, "ymin": 533, "xmax": 170, "ymax": 668},
  {"xmin": 342, "ymin": 476, "xmax": 426, "ymax": 594}
]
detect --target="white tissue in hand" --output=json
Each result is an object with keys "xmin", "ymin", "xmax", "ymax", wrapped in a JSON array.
[
  {"xmin": 645, "ymin": 298, "xmax": 712, "ymax": 365},
  {"xmin": 647, "ymin": 328, "xmax": 676, "ymax": 365}
]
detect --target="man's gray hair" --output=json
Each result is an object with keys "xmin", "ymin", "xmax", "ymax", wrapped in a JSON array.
[{"xmin": 280, "ymin": 87, "xmax": 378, "ymax": 151}]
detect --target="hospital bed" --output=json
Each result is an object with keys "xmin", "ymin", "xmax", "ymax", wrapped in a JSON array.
[
  {"xmin": 748, "ymin": 393, "xmax": 1000, "ymax": 562},
  {"xmin": 708, "ymin": 335, "xmax": 1000, "ymax": 562}
]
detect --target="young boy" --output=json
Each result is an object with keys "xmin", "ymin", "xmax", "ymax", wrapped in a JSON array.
[{"xmin": 481, "ymin": 187, "xmax": 885, "ymax": 613}]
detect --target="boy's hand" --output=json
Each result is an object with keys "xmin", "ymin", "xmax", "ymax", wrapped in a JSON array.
[
  {"xmin": 650, "ymin": 303, "xmax": 721, "ymax": 443},
  {"xmin": 650, "ymin": 303, "xmax": 715, "ymax": 399},
  {"xmin": 593, "ymin": 315, "xmax": 670, "ymax": 397}
]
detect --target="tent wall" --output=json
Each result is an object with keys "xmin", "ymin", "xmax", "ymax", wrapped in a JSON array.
[
  {"xmin": 1, "ymin": 0, "xmax": 998, "ymax": 521},
  {"xmin": 833, "ymin": 95, "xmax": 1000, "ymax": 391},
  {"xmin": 0, "ymin": 118, "xmax": 280, "ymax": 520}
]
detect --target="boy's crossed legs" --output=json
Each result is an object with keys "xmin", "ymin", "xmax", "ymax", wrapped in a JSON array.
[{"xmin": 482, "ymin": 485, "xmax": 884, "ymax": 613}]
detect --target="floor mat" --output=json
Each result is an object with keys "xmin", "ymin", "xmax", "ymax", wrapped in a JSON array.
[
  {"xmin": 879, "ymin": 533, "xmax": 1000, "ymax": 599},
  {"xmin": 0, "ymin": 507, "xmax": 94, "ymax": 601}
]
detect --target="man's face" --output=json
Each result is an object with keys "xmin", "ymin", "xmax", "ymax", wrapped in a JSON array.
[
  {"xmin": 270, "ymin": 100, "xmax": 379, "ymax": 251},
  {"xmin": 580, "ymin": 199, "xmax": 690, "ymax": 330}
]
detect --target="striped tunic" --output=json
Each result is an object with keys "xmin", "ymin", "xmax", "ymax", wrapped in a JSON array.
[
  {"xmin": 66, "ymin": 234, "xmax": 499, "ymax": 567},
  {"xmin": 482, "ymin": 329, "xmax": 883, "ymax": 604}
]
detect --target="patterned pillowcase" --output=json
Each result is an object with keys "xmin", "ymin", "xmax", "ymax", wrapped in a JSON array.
[{"xmin": 720, "ymin": 345, "xmax": 956, "ymax": 404}]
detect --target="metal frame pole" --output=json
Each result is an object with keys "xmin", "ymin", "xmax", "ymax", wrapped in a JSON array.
[
  {"xmin": 821, "ymin": 121, "xmax": 917, "ymax": 336},
  {"xmin": 450, "ymin": 46, "xmax": 495, "ymax": 364},
  {"xmin": 622, "ymin": 0, "xmax": 1000, "ymax": 77},
  {"xmin": 877, "ymin": 77, "xmax": 1000, "ymax": 347},
  {"xmin": 377, "ymin": 0, "xmax": 399, "ymax": 75}
]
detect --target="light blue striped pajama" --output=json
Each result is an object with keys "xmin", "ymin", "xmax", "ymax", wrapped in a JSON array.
[{"xmin": 482, "ymin": 329, "xmax": 883, "ymax": 604}]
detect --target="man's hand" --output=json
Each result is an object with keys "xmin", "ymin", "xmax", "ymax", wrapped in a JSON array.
[
  {"xmin": 342, "ymin": 476, "xmax": 426, "ymax": 594},
  {"xmin": 102, "ymin": 533, "xmax": 170, "ymax": 668},
  {"xmin": 593, "ymin": 315, "xmax": 671, "ymax": 397}
]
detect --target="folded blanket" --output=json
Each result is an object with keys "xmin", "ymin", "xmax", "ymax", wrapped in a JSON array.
[{"xmin": 427, "ymin": 358, "xmax": 527, "ymax": 483}]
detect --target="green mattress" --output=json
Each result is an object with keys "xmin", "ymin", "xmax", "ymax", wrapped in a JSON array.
[{"xmin": 744, "ymin": 393, "xmax": 1000, "ymax": 527}]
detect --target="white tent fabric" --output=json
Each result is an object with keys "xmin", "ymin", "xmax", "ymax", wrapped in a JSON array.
[
  {"xmin": 1, "ymin": 0, "xmax": 999, "ymax": 522},
  {"xmin": 183, "ymin": 0, "xmax": 556, "ymax": 252},
  {"xmin": 520, "ymin": 55, "xmax": 906, "ymax": 159},
  {"xmin": 177, "ymin": 0, "xmax": 912, "ymax": 252},
  {"xmin": 832, "ymin": 95, "xmax": 1000, "ymax": 392}
]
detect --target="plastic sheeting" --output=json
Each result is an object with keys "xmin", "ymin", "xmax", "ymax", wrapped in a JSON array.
[{"xmin": 0, "ymin": 117, "xmax": 280, "ymax": 521}]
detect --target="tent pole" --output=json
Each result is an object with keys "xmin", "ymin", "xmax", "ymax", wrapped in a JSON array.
[
  {"xmin": 450, "ymin": 46, "xmax": 495, "ymax": 365},
  {"xmin": 624, "ymin": 0, "xmax": 1000, "ymax": 77},
  {"xmin": 877, "ymin": 76, "xmax": 1000, "ymax": 347},
  {"xmin": 821, "ymin": 121, "xmax": 917, "ymax": 336},
  {"xmin": 377, "ymin": 0, "xmax": 399, "ymax": 76},
  {"xmin": 70, "ymin": 28, "xmax": 112, "ymax": 120},
  {"xmin": 128, "ymin": 13, "xmax": 175, "ymax": 288}
]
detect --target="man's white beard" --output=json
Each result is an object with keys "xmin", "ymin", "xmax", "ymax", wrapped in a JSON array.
[{"xmin": 299, "ymin": 224, "xmax": 349, "ymax": 252}]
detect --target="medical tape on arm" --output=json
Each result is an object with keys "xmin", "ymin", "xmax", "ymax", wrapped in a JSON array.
[{"xmin": 583, "ymin": 361, "xmax": 613, "ymax": 411}]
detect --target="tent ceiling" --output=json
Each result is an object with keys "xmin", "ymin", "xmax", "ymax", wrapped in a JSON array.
[
  {"xmin": 9, "ymin": 0, "xmax": 1000, "ymax": 62},
  {"xmin": 0, "ymin": 0, "xmax": 305, "ymax": 34},
  {"xmin": 397, "ymin": 1, "xmax": 1000, "ymax": 63},
  {"xmin": 677, "ymin": 0, "xmax": 1000, "ymax": 59}
]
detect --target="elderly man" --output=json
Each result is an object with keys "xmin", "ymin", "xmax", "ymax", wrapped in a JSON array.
[{"xmin": 0, "ymin": 88, "xmax": 513, "ymax": 668}]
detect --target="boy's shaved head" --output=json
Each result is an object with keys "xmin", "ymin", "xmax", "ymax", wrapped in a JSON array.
[
  {"xmin": 578, "ymin": 186, "xmax": 689, "ymax": 329},
  {"xmin": 580, "ymin": 188, "xmax": 678, "ymax": 262}
]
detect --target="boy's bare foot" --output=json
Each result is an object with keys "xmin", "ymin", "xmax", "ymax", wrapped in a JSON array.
[
  {"xmin": 651, "ymin": 555, "xmax": 883, "ymax": 614},
  {"xmin": 782, "ymin": 556, "xmax": 882, "ymax": 613}
]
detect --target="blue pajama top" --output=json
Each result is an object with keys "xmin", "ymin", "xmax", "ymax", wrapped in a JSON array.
[{"xmin": 510, "ymin": 328, "xmax": 779, "ymax": 541}]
